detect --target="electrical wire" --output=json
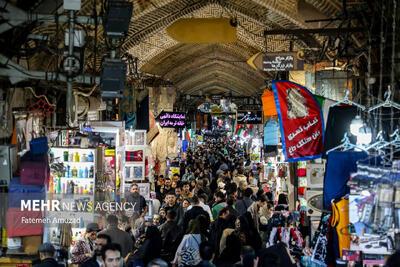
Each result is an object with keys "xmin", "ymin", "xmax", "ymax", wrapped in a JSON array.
[
  {"xmin": 73, "ymin": 84, "xmax": 98, "ymax": 97},
  {"xmin": 25, "ymin": 87, "xmax": 56, "ymax": 106}
]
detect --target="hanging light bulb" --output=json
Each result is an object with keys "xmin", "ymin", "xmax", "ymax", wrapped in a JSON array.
[
  {"xmin": 357, "ymin": 125, "xmax": 372, "ymax": 145},
  {"xmin": 350, "ymin": 115, "xmax": 363, "ymax": 136}
]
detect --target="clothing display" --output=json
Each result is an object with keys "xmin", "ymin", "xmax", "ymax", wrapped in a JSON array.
[
  {"xmin": 323, "ymin": 151, "xmax": 367, "ymax": 209},
  {"xmin": 323, "ymin": 106, "xmax": 358, "ymax": 157},
  {"xmin": 264, "ymin": 120, "xmax": 279, "ymax": 146},
  {"xmin": 331, "ymin": 197, "xmax": 350, "ymax": 259}
]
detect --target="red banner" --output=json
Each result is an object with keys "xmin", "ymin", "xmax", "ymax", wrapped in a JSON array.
[{"xmin": 272, "ymin": 81, "xmax": 324, "ymax": 161}]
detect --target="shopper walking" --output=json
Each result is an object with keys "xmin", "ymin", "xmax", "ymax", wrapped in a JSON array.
[
  {"xmin": 34, "ymin": 243, "xmax": 63, "ymax": 267},
  {"xmin": 98, "ymin": 215, "xmax": 133, "ymax": 258},
  {"xmin": 182, "ymin": 196, "xmax": 210, "ymax": 234}
]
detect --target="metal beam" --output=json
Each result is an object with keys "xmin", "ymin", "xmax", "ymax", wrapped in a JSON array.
[
  {"xmin": 0, "ymin": 68, "xmax": 100, "ymax": 85},
  {"xmin": 264, "ymin": 27, "xmax": 366, "ymax": 36},
  {"xmin": 0, "ymin": 0, "xmax": 101, "ymax": 34}
]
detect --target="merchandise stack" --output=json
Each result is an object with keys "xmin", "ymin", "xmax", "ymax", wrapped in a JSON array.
[{"xmin": 6, "ymin": 137, "xmax": 49, "ymax": 256}]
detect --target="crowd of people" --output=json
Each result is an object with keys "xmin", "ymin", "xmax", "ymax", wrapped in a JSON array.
[
  {"xmin": 64, "ymin": 138, "xmax": 298, "ymax": 267},
  {"xmin": 34, "ymin": 137, "xmax": 400, "ymax": 267}
]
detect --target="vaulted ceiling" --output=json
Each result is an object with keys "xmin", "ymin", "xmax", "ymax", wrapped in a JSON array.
[
  {"xmin": 122, "ymin": 0, "xmax": 366, "ymax": 96},
  {"xmin": 2, "ymin": 0, "xmax": 368, "ymax": 97}
]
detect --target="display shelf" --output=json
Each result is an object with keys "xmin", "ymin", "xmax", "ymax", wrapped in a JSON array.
[
  {"xmin": 125, "ymin": 145, "xmax": 147, "ymax": 150},
  {"xmin": 50, "ymin": 194, "xmax": 94, "ymax": 199},
  {"xmin": 47, "ymin": 147, "xmax": 97, "ymax": 234},
  {"xmin": 52, "ymin": 147, "xmax": 96, "ymax": 151},
  {"xmin": 59, "ymin": 177, "xmax": 94, "ymax": 180},
  {"xmin": 60, "ymin": 161, "xmax": 95, "ymax": 164}
]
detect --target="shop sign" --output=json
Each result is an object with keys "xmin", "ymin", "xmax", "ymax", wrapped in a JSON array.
[
  {"xmin": 248, "ymin": 51, "xmax": 304, "ymax": 72},
  {"xmin": 156, "ymin": 111, "xmax": 187, "ymax": 128},
  {"xmin": 236, "ymin": 110, "xmax": 262, "ymax": 124},
  {"xmin": 105, "ymin": 149, "xmax": 115, "ymax": 156},
  {"xmin": 272, "ymin": 81, "xmax": 324, "ymax": 162}
]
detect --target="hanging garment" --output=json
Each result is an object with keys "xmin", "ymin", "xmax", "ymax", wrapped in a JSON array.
[
  {"xmin": 315, "ymin": 96, "xmax": 336, "ymax": 128},
  {"xmin": 136, "ymin": 96, "xmax": 149, "ymax": 131},
  {"xmin": 322, "ymin": 106, "xmax": 358, "ymax": 158},
  {"xmin": 268, "ymin": 227, "xmax": 304, "ymax": 249},
  {"xmin": 331, "ymin": 197, "xmax": 350, "ymax": 259},
  {"xmin": 261, "ymin": 90, "xmax": 277, "ymax": 116},
  {"xmin": 264, "ymin": 119, "xmax": 279, "ymax": 146},
  {"xmin": 323, "ymin": 151, "xmax": 367, "ymax": 209},
  {"xmin": 264, "ymin": 145, "xmax": 278, "ymax": 157},
  {"xmin": 311, "ymin": 215, "xmax": 331, "ymax": 266},
  {"xmin": 297, "ymin": 161, "xmax": 307, "ymax": 177}
]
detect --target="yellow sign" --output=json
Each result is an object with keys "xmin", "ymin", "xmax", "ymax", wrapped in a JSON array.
[
  {"xmin": 250, "ymin": 154, "xmax": 260, "ymax": 161},
  {"xmin": 198, "ymin": 136, "xmax": 204, "ymax": 142},
  {"xmin": 166, "ymin": 18, "xmax": 237, "ymax": 43},
  {"xmin": 105, "ymin": 149, "xmax": 115, "ymax": 156}
]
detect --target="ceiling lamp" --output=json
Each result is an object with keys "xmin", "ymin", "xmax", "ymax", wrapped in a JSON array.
[{"xmin": 350, "ymin": 115, "xmax": 363, "ymax": 136}]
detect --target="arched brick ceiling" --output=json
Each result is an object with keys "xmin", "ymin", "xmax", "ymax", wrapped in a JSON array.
[
  {"xmin": 176, "ymin": 68, "xmax": 259, "ymax": 95},
  {"xmin": 125, "ymin": 1, "xmax": 314, "ymax": 96},
  {"xmin": 17, "ymin": 0, "xmax": 367, "ymax": 95}
]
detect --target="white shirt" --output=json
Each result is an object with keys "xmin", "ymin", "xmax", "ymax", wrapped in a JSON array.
[{"xmin": 187, "ymin": 201, "xmax": 213, "ymax": 220}]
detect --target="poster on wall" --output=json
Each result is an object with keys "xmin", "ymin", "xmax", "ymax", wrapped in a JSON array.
[
  {"xmin": 272, "ymin": 81, "xmax": 324, "ymax": 162},
  {"xmin": 125, "ymin": 164, "xmax": 145, "ymax": 181}
]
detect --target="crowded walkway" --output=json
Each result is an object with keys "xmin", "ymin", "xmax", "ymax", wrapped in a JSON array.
[{"xmin": 65, "ymin": 136, "xmax": 302, "ymax": 267}]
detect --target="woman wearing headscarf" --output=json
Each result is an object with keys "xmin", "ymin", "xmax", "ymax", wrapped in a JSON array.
[
  {"xmin": 125, "ymin": 225, "xmax": 162, "ymax": 266},
  {"xmin": 237, "ymin": 213, "xmax": 263, "ymax": 253},
  {"xmin": 173, "ymin": 219, "xmax": 206, "ymax": 267}
]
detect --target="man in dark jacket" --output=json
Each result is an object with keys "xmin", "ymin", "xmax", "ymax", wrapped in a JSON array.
[
  {"xmin": 98, "ymin": 215, "xmax": 133, "ymax": 258},
  {"xmin": 196, "ymin": 241, "xmax": 216, "ymax": 267},
  {"xmin": 235, "ymin": 188, "xmax": 253, "ymax": 216},
  {"xmin": 34, "ymin": 243, "xmax": 63, "ymax": 267},
  {"xmin": 183, "ymin": 195, "xmax": 210, "ymax": 233},
  {"xmin": 159, "ymin": 210, "xmax": 184, "ymax": 263},
  {"xmin": 161, "ymin": 191, "xmax": 179, "ymax": 215},
  {"xmin": 125, "ymin": 183, "xmax": 147, "ymax": 218},
  {"xmin": 81, "ymin": 234, "xmax": 111, "ymax": 267},
  {"xmin": 209, "ymin": 207, "xmax": 230, "ymax": 258}
]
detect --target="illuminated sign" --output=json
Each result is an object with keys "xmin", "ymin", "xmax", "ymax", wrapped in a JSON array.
[
  {"xmin": 236, "ymin": 110, "xmax": 262, "ymax": 124},
  {"xmin": 156, "ymin": 111, "xmax": 187, "ymax": 128}
]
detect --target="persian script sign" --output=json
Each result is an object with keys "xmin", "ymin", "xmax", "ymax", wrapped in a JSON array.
[
  {"xmin": 236, "ymin": 110, "xmax": 262, "ymax": 124},
  {"xmin": 156, "ymin": 111, "xmax": 187, "ymax": 128},
  {"xmin": 249, "ymin": 51, "xmax": 304, "ymax": 72}
]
